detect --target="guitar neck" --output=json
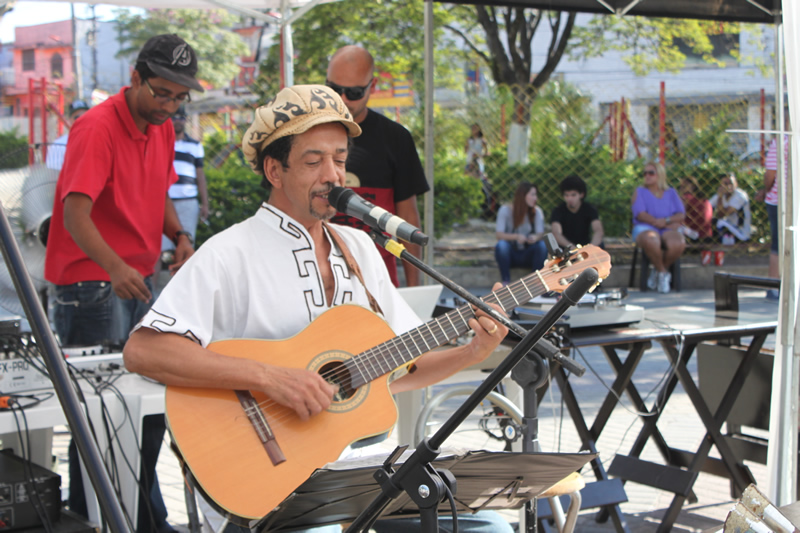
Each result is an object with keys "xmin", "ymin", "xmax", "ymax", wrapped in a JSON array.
[{"xmin": 348, "ymin": 272, "xmax": 548, "ymax": 388}]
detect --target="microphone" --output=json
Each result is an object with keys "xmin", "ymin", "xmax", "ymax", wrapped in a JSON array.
[{"xmin": 328, "ymin": 187, "xmax": 429, "ymax": 246}]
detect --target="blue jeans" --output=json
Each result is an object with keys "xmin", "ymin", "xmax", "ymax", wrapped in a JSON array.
[
  {"xmin": 494, "ymin": 240, "xmax": 547, "ymax": 282},
  {"xmin": 53, "ymin": 278, "xmax": 154, "ymax": 350},
  {"xmin": 54, "ymin": 278, "xmax": 169, "ymax": 533},
  {"xmin": 767, "ymin": 203, "xmax": 779, "ymax": 253}
]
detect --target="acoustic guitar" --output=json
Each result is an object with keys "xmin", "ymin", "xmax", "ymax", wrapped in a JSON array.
[{"xmin": 165, "ymin": 245, "xmax": 611, "ymax": 520}]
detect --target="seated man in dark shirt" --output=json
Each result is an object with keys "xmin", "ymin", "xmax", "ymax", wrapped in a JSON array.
[{"xmin": 550, "ymin": 174, "xmax": 605, "ymax": 249}]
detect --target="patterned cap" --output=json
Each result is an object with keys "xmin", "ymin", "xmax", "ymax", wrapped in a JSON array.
[
  {"xmin": 242, "ymin": 85, "xmax": 361, "ymax": 174},
  {"xmin": 137, "ymin": 34, "xmax": 204, "ymax": 92}
]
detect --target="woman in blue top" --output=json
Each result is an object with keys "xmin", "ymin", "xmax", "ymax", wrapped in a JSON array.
[
  {"xmin": 632, "ymin": 161, "xmax": 686, "ymax": 293},
  {"xmin": 495, "ymin": 182, "xmax": 547, "ymax": 283}
]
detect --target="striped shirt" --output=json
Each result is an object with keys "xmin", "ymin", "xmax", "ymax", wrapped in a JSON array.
[
  {"xmin": 764, "ymin": 137, "xmax": 788, "ymax": 206},
  {"xmin": 169, "ymin": 134, "xmax": 204, "ymax": 200}
]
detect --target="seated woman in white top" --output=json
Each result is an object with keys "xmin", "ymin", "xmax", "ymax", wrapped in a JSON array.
[{"xmin": 709, "ymin": 174, "xmax": 751, "ymax": 243}]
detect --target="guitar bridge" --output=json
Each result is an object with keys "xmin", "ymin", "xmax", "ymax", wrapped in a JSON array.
[{"xmin": 235, "ymin": 390, "xmax": 286, "ymax": 466}]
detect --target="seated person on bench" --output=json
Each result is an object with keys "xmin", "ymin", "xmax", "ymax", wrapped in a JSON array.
[
  {"xmin": 709, "ymin": 173, "xmax": 751, "ymax": 244},
  {"xmin": 550, "ymin": 174, "xmax": 604, "ymax": 250},
  {"xmin": 631, "ymin": 161, "xmax": 686, "ymax": 294}
]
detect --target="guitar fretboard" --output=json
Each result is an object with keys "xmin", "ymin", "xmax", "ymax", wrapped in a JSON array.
[{"xmin": 347, "ymin": 271, "xmax": 550, "ymax": 388}]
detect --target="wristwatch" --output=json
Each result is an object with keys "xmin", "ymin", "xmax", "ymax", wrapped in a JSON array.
[
  {"xmin": 665, "ymin": 216, "xmax": 672, "ymax": 225},
  {"xmin": 174, "ymin": 230, "xmax": 194, "ymax": 245}
]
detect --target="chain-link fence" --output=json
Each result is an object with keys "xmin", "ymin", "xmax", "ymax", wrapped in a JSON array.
[{"xmin": 183, "ymin": 69, "xmax": 777, "ymax": 268}]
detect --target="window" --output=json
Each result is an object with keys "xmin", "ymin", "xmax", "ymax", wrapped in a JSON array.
[
  {"xmin": 51, "ymin": 54, "xmax": 63, "ymax": 79},
  {"xmin": 22, "ymin": 49, "xmax": 35, "ymax": 71}
]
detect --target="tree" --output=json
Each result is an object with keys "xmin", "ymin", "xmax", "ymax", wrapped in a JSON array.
[
  {"xmin": 251, "ymin": 1, "xmax": 754, "ymax": 167},
  {"xmin": 114, "ymin": 9, "xmax": 249, "ymax": 90},
  {"xmin": 250, "ymin": 0, "xmax": 468, "ymax": 103},
  {"xmin": 445, "ymin": 8, "xmax": 748, "ymax": 164}
]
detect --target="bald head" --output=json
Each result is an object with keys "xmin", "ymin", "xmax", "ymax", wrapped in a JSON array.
[
  {"xmin": 326, "ymin": 45, "xmax": 375, "ymax": 123},
  {"xmin": 328, "ymin": 46, "xmax": 374, "ymax": 77}
]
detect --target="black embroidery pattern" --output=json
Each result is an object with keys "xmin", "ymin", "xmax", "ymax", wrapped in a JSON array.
[{"xmin": 262, "ymin": 205, "xmax": 325, "ymax": 321}]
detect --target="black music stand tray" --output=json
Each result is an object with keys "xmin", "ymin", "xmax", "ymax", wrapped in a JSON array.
[{"xmin": 255, "ymin": 449, "xmax": 596, "ymax": 531}]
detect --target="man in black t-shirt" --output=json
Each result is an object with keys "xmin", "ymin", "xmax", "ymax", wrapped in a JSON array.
[
  {"xmin": 550, "ymin": 174, "xmax": 605, "ymax": 249},
  {"xmin": 325, "ymin": 45, "xmax": 430, "ymax": 287}
]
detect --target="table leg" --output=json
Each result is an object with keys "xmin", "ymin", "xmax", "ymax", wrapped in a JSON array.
[
  {"xmin": 655, "ymin": 335, "xmax": 766, "ymax": 532},
  {"xmin": 554, "ymin": 368, "xmax": 631, "ymax": 533},
  {"xmin": 626, "ymin": 340, "xmax": 695, "ymax": 460},
  {"xmin": 594, "ymin": 344, "xmax": 698, "ymax": 504}
]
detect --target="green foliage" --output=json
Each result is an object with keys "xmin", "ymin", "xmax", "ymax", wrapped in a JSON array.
[
  {"xmin": 114, "ymin": 9, "xmax": 249, "ymax": 90},
  {"xmin": 426, "ymin": 154, "xmax": 483, "ymax": 238},
  {"xmin": 196, "ymin": 155, "xmax": 266, "ymax": 247},
  {"xmin": 570, "ymin": 16, "xmax": 744, "ymax": 75},
  {"xmin": 250, "ymin": 0, "xmax": 467, "ymax": 101},
  {"xmin": 0, "ymin": 129, "xmax": 28, "ymax": 169}
]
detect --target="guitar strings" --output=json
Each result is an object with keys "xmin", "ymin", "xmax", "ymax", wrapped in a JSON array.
[
  {"xmin": 235, "ymin": 257, "xmax": 600, "ymax": 432},
  {"xmin": 233, "ymin": 253, "xmax": 605, "ymax": 434},
  {"xmin": 233, "ymin": 262, "xmax": 580, "ymax": 432}
]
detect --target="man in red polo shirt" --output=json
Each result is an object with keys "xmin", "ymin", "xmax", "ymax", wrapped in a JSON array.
[{"xmin": 45, "ymin": 34, "xmax": 203, "ymax": 533}]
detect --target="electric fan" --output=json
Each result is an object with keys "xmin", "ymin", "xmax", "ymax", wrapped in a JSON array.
[{"xmin": 0, "ymin": 145, "xmax": 59, "ymax": 318}]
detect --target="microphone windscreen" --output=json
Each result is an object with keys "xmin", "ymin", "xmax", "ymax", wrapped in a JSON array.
[{"xmin": 327, "ymin": 187, "xmax": 353, "ymax": 212}]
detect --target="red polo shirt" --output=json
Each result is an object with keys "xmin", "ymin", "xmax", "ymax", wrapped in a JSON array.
[{"xmin": 45, "ymin": 87, "xmax": 178, "ymax": 285}]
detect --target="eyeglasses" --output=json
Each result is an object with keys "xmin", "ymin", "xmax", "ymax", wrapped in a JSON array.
[
  {"xmin": 643, "ymin": 170, "xmax": 657, "ymax": 176},
  {"xmin": 325, "ymin": 78, "xmax": 373, "ymax": 101},
  {"xmin": 143, "ymin": 79, "xmax": 191, "ymax": 105}
]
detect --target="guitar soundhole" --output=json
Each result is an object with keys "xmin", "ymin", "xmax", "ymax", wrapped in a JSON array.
[{"xmin": 320, "ymin": 361, "xmax": 355, "ymax": 402}]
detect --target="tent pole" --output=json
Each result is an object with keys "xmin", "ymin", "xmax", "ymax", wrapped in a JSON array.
[{"xmin": 766, "ymin": 10, "xmax": 799, "ymax": 506}]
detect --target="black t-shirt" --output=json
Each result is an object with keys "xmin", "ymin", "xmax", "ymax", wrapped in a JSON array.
[
  {"xmin": 550, "ymin": 202, "xmax": 599, "ymax": 246},
  {"xmin": 330, "ymin": 109, "xmax": 430, "ymax": 284}
]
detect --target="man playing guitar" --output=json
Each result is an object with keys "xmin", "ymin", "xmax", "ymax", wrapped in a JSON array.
[{"xmin": 123, "ymin": 85, "xmax": 511, "ymax": 532}]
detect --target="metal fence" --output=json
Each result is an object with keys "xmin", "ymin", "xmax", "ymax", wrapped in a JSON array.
[{"xmin": 187, "ymin": 73, "xmax": 777, "ymax": 266}]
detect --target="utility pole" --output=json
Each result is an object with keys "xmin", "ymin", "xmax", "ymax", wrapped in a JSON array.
[{"xmin": 71, "ymin": 4, "xmax": 84, "ymax": 100}]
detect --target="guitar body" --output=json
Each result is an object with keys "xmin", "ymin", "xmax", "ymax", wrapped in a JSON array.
[{"xmin": 165, "ymin": 305, "xmax": 400, "ymax": 520}]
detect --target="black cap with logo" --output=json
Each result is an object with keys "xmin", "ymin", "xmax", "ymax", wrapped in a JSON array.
[{"xmin": 136, "ymin": 34, "xmax": 204, "ymax": 93}]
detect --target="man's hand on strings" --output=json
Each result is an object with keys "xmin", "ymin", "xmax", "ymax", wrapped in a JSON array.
[{"xmin": 263, "ymin": 365, "xmax": 338, "ymax": 421}]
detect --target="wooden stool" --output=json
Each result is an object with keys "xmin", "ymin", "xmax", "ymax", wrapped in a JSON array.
[{"xmin": 539, "ymin": 471, "xmax": 586, "ymax": 533}]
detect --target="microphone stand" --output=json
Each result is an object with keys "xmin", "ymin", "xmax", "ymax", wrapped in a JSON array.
[
  {"xmin": 344, "ymin": 238, "xmax": 599, "ymax": 532},
  {"xmin": 371, "ymin": 231, "xmax": 585, "ymax": 377}
]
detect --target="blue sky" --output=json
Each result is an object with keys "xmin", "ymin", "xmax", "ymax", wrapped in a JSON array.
[{"xmin": 1, "ymin": 2, "xmax": 141, "ymax": 43}]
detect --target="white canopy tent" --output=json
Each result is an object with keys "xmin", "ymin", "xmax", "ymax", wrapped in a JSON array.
[
  {"xmin": 421, "ymin": 0, "xmax": 798, "ymax": 505},
  {"xmin": 2, "ymin": 0, "xmax": 796, "ymax": 506}
]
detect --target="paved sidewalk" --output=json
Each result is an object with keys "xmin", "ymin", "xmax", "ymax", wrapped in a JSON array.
[{"xmin": 52, "ymin": 287, "xmax": 780, "ymax": 532}]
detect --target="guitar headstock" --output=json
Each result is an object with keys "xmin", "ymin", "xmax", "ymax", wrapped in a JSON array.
[{"xmin": 540, "ymin": 244, "xmax": 612, "ymax": 294}]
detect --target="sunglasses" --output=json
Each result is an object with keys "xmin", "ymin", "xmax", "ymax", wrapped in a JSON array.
[
  {"xmin": 643, "ymin": 170, "xmax": 657, "ymax": 176},
  {"xmin": 325, "ymin": 78, "xmax": 373, "ymax": 101}
]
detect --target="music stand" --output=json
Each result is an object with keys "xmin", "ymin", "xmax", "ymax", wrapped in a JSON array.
[{"xmin": 257, "ymin": 449, "xmax": 597, "ymax": 531}]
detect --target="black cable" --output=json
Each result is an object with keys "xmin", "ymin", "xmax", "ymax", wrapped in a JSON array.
[
  {"xmin": 444, "ymin": 483, "xmax": 458, "ymax": 533},
  {"xmin": 102, "ymin": 380, "xmax": 160, "ymax": 533},
  {"xmin": 64, "ymin": 363, "xmax": 124, "ymax": 533},
  {"xmin": 9, "ymin": 400, "xmax": 55, "ymax": 533},
  {"xmin": 67, "ymin": 366, "xmax": 131, "ymax": 529}
]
